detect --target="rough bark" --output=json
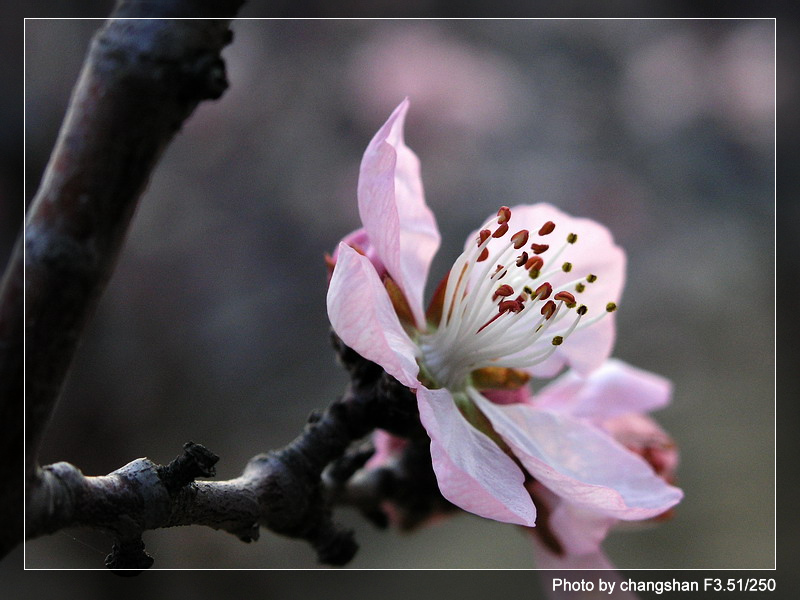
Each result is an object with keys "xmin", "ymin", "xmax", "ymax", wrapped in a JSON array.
[
  {"xmin": 0, "ymin": 0, "xmax": 245, "ymax": 560},
  {"xmin": 25, "ymin": 341, "xmax": 446, "ymax": 569}
]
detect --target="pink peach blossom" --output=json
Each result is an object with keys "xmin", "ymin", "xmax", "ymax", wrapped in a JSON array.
[{"xmin": 327, "ymin": 99, "xmax": 682, "ymax": 529}]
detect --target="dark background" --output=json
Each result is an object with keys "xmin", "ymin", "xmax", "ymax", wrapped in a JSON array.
[{"xmin": 2, "ymin": 3, "xmax": 788, "ymax": 596}]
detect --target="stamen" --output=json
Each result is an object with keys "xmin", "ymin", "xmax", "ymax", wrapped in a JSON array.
[
  {"xmin": 498, "ymin": 300, "xmax": 523, "ymax": 313},
  {"xmin": 538, "ymin": 221, "xmax": 556, "ymax": 236},
  {"xmin": 492, "ymin": 284, "xmax": 514, "ymax": 301},
  {"xmin": 540, "ymin": 300, "xmax": 556, "ymax": 319},
  {"xmin": 497, "ymin": 206, "xmax": 512, "ymax": 224},
  {"xmin": 606, "ymin": 302, "xmax": 617, "ymax": 312},
  {"xmin": 525, "ymin": 256, "xmax": 543, "ymax": 271},
  {"xmin": 554, "ymin": 291, "xmax": 576, "ymax": 304},
  {"xmin": 534, "ymin": 282, "xmax": 553, "ymax": 300},
  {"xmin": 418, "ymin": 206, "xmax": 614, "ymax": 390},
  {"xmin": 511, "ymin": 230, "xmax": 529, "ymax": 249},
  {"xmin": 493, "ymin": 223, "xmax": 509, "ymax": 238}
]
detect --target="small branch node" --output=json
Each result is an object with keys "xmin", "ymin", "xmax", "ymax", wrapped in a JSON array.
[{"xmin": 157, "ymin": 441, "xmax": 219, "ymax": 495}]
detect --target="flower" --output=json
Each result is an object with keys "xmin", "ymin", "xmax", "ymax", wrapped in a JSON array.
[{"xmin": 326, "ymin": 99, "xmax": 682, "ymax": 529}]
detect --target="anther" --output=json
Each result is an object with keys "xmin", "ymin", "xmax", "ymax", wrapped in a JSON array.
[
  {"xmin": 554, "ymin": 291, "xmax": 576, "ymax": 304},
  {"xmin": 493, "ymin": 223, "xmax": 509, "ymax": 238},
  {"xmin": 525, "ymin": 256, "xmax": 543, "ymax": 271},
  {"xmin": 531, "ymin": 243, "xmax": 549, "ymax": 255},
  {"xmin": 523, "ymin": 286, "xmax": 534, "ymax": 296},
  {"xmin": 477, "ymin": 248, "xmax": 489, "ymax": 262},
  {"xmin": 577, "ymin": 305, "xmax": 588, "ymax": 315},
  {"xmin": 540, "ymin": 300, "xmax": 556, "ymax": 319},
  {"xmin": 528, "ymin": 269, "xmax": 541, "ymax": 280},
  {"xmin": 575, "ymin": 282, "xmax": 586, "ymax": 293},
  {"xmin": 534, "ymin": 282, "xmax": 553, "ymax": 300},
  {"xmin": 477, "ymin": 229, "xmax": 491, "ymax": 246},
  {"xmin": 586, "ymin": 274, "xmax": 597, "ymax": 283},
  {"xmin": 492, "ymin": 264, "xmax": 506, "ymax": 279},
  {"xmin": 567, "ymin": 233, "xmax": 578, "ymax": 244},
  {"xmin": 492, "ymin": 284, "xmax": 514, "ymax": 301},
  {"xmin": 511, "ymin": 230, "xmax": 529, "ymax": 249},
  {"xmin": 497, "ymin": 206, "xmax": 512, "ymax": 224},
  {"xmin": 538, "ymin": 221, "xmax": 556, "ymax": 236},
  {"xmin": 606, "ymin": 302, "xmax": 617, "ymax": 313},
  {"xmin": 515, "ymin": 252, "xmax": 529, "ymax": 267},
  {"xmin": 562, "ymin": 262, "xmax": 572, "ymax": 273},
  {"xmin": 498, "ymin": 299, "xmax": 523, "ymax": 313},
  {"xmin": 552, "ymin": 335, "xmax": 564, "ymax": 345}
]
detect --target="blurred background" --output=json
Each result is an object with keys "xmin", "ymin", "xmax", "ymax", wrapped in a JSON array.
[{"xmin": 13, "ymin": 15, "xmax": 775, "ymax": 579}]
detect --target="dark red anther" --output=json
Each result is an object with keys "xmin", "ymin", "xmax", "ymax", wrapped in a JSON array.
[
  {"xmin": 493, "ymin": 222, "xmax": 509, "ymax": 238},
  {"xmin": 497, "ymin": 206, "xmax": 512, "ymax": 224},
  {"xmin": 477, "ymin": 297, "xmax": 522, "ymax": 333},
  {"xmin": 531, "ymin": 243, "xmax": 549, "ymax": 255},
  {"xmin": 492, "ymin": 284, "xmax": 515, "ymax": 301},
  {"xmin": 511, "ymin": 229, "xmax": 529, "ymax": 249},
  {"xmin": 534, "ymin": 282, "xmax": 552, "ymax": 300},
  {"xmin": 525, "ymin": 256, "xmax": 544, "ymax": 271},
  {"xmin": 492, "ymin": 264, "xmax": 505, "ymax": 278},
  {"xmin": 538, "ymin": 221, "xmax": 556, "ymax": 236},
  {"xmin": 554, "ymin": 291, "xmax": 576, "ymax": 304},
  {"xmin": 515, "ymin": 251, "xmax": 529, "ymax": 267},
  {"xmin": 477, "ymin": 229, "xmax": 491, "ymax": 247},
  {"xmin": 477, "ymin": 248, "xmax": 489, "ymax": 262},
  {"xmin": 498, "ymin": 299, "xmax": 524, "ymax": 313},
  {"xmin": 540, "ymin": 300, "xmax": 556, "ymax": 319}
]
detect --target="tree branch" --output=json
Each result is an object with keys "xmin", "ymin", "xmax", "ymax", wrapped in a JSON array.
[
  {"xmin": 26, "ymin": 343, "xmax": 446, "ymax": 569},
  {"xmin": 0, "ymin": 1, "xmax": 245, "ymax": 560}
]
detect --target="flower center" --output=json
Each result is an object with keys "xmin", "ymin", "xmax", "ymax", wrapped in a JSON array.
[{"xmin": 419, "ymin": 206, "xmax": 616, "ymax": 390}]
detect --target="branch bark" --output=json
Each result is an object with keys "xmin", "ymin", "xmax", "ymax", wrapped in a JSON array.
[
  {"xmin": 1, "ymin": 1, "xmax": 244, "ymax": 560},
  {"xmin": 26, "ymin": 345, "xmax": 444, "ymax": 569}
]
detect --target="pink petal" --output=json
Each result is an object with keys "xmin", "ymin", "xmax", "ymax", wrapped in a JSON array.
[
  {"xmin": 534, "ymin": 483, "xmax": 617, "ymax": 555},
  {"xmin": 333, "ymin": 227, "xmax": 387, "ymax": 278},
  {"xmin": 469, "ymin": 203, "xmax": 626, "ymax": 375},
  {"xmin": 358, "ymin": 99, "xmax": 441, "ymax": 329},
  {"xmin": 472, "ymin": 394, "xmax": 683, "ymax": 520},
  {"xmin": 602, "ymin": 413, "xmax": 680, "ymax": 481},
  {"xmin": 535, "ymin": 359, "xmax": 673, "ymax": 421},
  {"xmin": 416, "ymin": 386, "xmax": 537, "ymax": 526},
  {"xmin": 326, "ymin": 243, "xmax": 420, "ymax": 388}
]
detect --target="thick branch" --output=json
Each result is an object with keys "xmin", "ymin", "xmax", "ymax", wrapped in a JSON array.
[
  {"xmin": 26, "ymin": 354, "xmax": 439, "ymax": 568},
  {"xmin": 25, "ymin": 9, "xmax": 239, "ymax": 480},
  {"xmin": 0, "ymin": 2, "xmax": 244, "ymax": 561}
]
